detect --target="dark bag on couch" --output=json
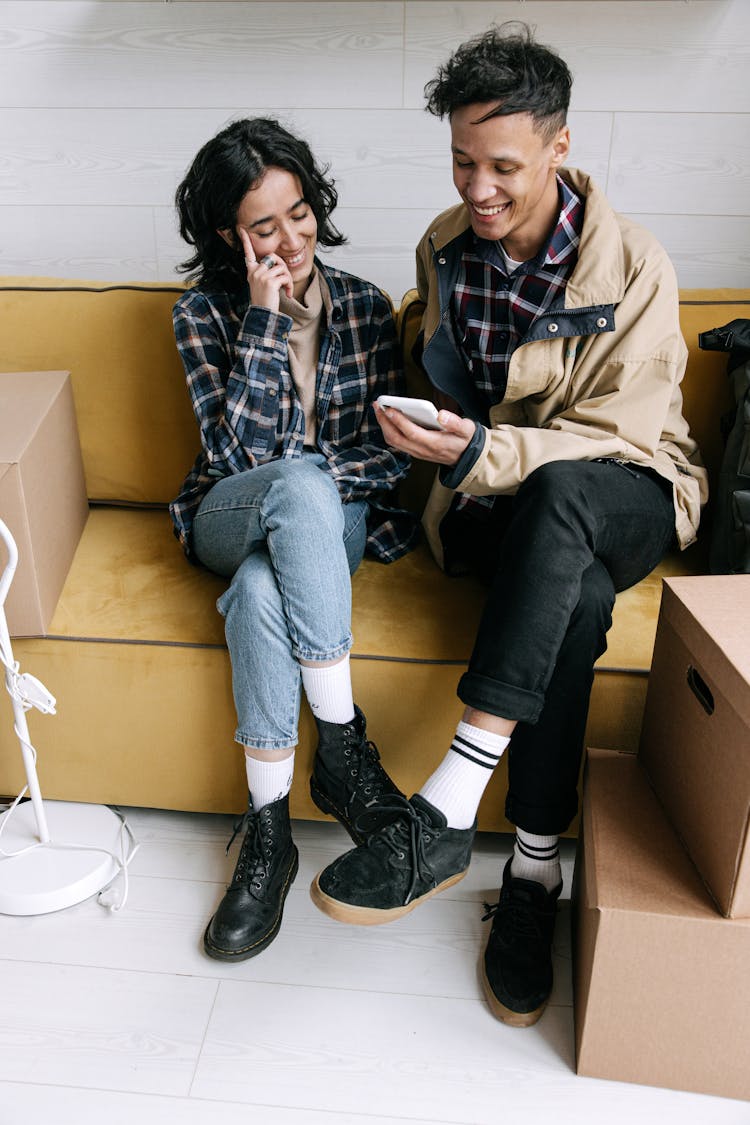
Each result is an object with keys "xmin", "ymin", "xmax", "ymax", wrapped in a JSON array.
[{"xmin": 698, "ymin": 318, "xmax": 750, "ymax": 573}]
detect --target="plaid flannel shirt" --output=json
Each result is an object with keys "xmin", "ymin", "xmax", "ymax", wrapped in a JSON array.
[
  {"xmin": 451, "ymin": 175, "xmax": 584, "ymax": 516},
  {"xmin": 170, "ymin": 260, "xmax": 418, "ymax": 562}
]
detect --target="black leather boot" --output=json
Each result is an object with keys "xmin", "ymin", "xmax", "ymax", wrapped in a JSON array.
[
  {"xmin": 203, "ymin": 793, "xmax": 298, "ymax": 962},
  {"xmin": 310, "ymin": 706, "xmax": 404, "ymax": 844}
]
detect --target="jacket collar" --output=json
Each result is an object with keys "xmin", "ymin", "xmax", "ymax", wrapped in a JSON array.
[{"xmin": 427, "ymin": 168, "xmax": 626, "ymax": 310}]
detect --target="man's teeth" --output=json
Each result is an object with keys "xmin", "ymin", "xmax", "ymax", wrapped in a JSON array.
[{"xmin": 474, "ymin": 203, "xmax": 509, "ymax": 216}]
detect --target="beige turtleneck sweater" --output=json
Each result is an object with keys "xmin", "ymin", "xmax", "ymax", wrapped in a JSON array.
[{"xmin": 278, "ymin": 269, "xmax": 325, "ymax": 446}]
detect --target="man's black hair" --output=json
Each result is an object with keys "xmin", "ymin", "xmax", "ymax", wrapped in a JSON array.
[
  {"xmin": 175, "ymin": 117, "xmax": 346, "ymax": 291},
  {"xmin": 424, "ymin": 22, "xmax": 572, "ymax": 142}
]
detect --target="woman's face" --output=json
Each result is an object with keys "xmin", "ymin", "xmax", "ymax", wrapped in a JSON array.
[{"xmin": 226, "ymin": 167, "xmax": 318, "ymax": 298}]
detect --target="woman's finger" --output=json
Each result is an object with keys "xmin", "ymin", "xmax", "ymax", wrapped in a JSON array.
[{"xmin": 238, "ymin": 228, "xmax": 256, "ymax": 265}]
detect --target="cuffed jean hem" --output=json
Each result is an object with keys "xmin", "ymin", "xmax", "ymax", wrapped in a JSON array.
[
  {"xmin": 457, "ymin": 670, "xmax": 544, "ymax": 725},
  {"xmin": 504, "ymin": 792, "xmax": 579, "ymax": 838},
  {"xmin": 292, "ymin": 634, "xmax": 353, "ymax": 663},
  {"xmin": 234, "ymin": 731, "xmax": 299, "ymax": 751}
]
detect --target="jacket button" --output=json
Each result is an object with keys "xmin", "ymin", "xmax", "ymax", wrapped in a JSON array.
[
  {"xmin": 548, "ymin": 323, "xmax": 559, "ymax": 333},
  {"xmin": 596, "ymin": 317, "xmax": 607, "ymax": 328}
]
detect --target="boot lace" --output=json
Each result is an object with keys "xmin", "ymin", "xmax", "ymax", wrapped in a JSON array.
[
  {"xmin": 482, "ymin": 889, "xmax": 543, "ymax": 944},
  {"xmin": 226, "ymin": 806, "xmax": 276, "ymax": 895},
  {"xmin": 342, "ymin": 731, "xmax": 399, "ymax": 809},
  {"xmin": 360, "ymin": 796, "xmax": 439, "ymax": 905}
]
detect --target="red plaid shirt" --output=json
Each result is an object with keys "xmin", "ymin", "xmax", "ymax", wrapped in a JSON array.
[{"xmin": 452, "ymin": 176, "xmax": 584, "ymax": 515}]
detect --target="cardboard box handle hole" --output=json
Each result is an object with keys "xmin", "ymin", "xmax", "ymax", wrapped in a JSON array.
[{"xmin": 687, "ymin": 664, "xmax": 714, "ymax": 715}]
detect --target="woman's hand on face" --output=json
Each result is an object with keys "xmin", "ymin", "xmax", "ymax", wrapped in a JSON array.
[
  {"xmin": 374, "ymin": 402, "xmax": 476, "ymax": 466},
  {"xmin": 239, "ymin": 229, "xmax": 294, "ymax": 312}
]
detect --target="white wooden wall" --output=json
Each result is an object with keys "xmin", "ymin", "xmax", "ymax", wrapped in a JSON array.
[{"xmin": 1, "ymin": 0, "xmax": 748, "ymax": 299}]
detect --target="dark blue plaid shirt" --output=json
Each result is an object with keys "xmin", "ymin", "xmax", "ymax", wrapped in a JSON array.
[{"xmin": 170, "ymin": 260, "xmax": 418, "ymax": 562}]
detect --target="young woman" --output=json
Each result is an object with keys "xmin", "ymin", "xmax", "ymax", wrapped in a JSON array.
[{"xmin": 171, "ymin": 117, "xmax": 416, "ymax": 962}]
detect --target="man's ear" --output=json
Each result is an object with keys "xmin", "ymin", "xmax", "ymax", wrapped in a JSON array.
[{"xmin": 550, "ymin": 125, "xmax": 570, "ymax": 169}]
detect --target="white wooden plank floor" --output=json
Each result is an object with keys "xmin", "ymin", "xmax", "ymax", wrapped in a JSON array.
[{"xmin": 0, "ymin": 807, "xmax": 747, "ymax": 1125}]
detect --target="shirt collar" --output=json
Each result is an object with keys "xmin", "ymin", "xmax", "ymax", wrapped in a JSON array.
[{"xmin": 472, "ymin": 174, "xmax": 584, "ymax": 275}]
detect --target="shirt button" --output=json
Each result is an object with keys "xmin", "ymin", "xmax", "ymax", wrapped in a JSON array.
[
  {"xmin": 268, "ymin": 388, "xmax": 277, "ymax": 397},
  {"xmin": 438, "ymin": 257, "xmax": 446, "ymax": 265},
  {"xmin": 596, "ymin": 316, "xmax": 607, "ymax": 328},
  {"xmin": 548, "ymin": 323, "xmax": 559, "ymax": 334}
]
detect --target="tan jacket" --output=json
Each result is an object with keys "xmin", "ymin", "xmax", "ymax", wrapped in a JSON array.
[{"xmin": 416, "ymin": 168, "xmax": 708, "ymax": 567}]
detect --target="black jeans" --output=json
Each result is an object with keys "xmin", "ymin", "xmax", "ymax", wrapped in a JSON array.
[{"xmin": 443, "ymin": 459, "xmax": 677, "ymax": 835}]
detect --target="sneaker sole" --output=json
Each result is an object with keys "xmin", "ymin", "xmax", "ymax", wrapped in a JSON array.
[
  {"xmin": 203, "ymin": 847, "xmax": 299, "ymax": 962},
  {"xmin": 309, "ymin": 868, "xmax": 467, "ymax": 925},
  {"xmin": 480, "ymin": 960, "xmax": 548, "ymax": 1028}
]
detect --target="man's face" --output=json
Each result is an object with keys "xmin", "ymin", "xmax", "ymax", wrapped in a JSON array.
[{"xmin": 450, "ymin": 104, "xmax": 569, "ymax": 260}]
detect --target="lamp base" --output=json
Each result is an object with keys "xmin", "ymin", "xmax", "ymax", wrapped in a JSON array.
[{"xmin": 0, "ymin": 800, "xmax": 122, "ymax": 915}]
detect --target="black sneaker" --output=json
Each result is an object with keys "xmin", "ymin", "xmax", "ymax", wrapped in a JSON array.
[
  {"xmin": 310, "ymin": 706, "xmax": 404, "ymax": 844},
  {"xmin": 310, "ymin": 793, "xmax": 475, "ymax": 925},
  {"xmin": 204, "ymin": 793, "xmax": 298, "ymax": 962},
  {"xmin": 481, "ymin": 857, "xmax": 562, "ymax": 1026}
]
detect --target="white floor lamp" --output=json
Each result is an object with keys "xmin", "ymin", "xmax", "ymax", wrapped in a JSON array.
[{"xmin": 0, "ymin": 517, "xmax": 137, "ymax": 915}]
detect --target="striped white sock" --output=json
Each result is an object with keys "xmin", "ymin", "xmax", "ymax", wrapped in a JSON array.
[
  {"xmin": 418, "ymin": 721, "xmax": 510, "ymax": 830},
  {"xmin": 511, "ymin": 827, "xmax": 561, "ymax": 892}
]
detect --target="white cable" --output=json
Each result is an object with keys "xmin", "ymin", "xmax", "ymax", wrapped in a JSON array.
[{"xmin": 50, "ymin": 810, "xmax": 141, "ymax": 913}]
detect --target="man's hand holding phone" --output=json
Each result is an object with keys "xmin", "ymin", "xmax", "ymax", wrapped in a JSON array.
[{"xmin": 375, "ymin": 395, "xmax": 477, "ymax": 466}]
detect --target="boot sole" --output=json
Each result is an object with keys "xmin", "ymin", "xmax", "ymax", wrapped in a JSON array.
[
  {"xmin": 203, "ymin": 847, "xmax": 299, "ymax": 962},
  {"xmin": 309, "ymin": 868, "xmax": 466, "ymax": 926},
  {"xmin": 480, "ymin": 960, "xmax": 548, "ymax": 1027}
]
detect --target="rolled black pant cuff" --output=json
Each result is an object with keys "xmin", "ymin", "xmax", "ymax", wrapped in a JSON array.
[
  {"xmin": 457, "ymin": 670, "xmax": 543, "ymax": 725},
  {"xmin": 504, "ymin": 792, "xmax": 578, "ymax": 837}
]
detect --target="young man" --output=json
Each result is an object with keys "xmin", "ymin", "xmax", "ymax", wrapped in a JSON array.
[{"xmin": 310, "ymin": 24, "xmax": 707, "ymax": 1026}]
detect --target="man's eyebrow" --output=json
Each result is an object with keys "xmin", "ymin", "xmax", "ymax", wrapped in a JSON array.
[
  {"xmin": 451, "ymin": 145, "xmax": 518, "ymax": 163},
  {"xmin": 247, "ymin": 197, "xmax": 307, "ymax": 229}
]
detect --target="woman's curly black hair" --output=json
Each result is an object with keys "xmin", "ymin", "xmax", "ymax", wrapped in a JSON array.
[
  {"xmin": 424, "ymin": 22, "xmax": 572, "ymax": 142},
  {"xmin": 175, "ymin": 117, "xmax": 346, "ymax": 291}
]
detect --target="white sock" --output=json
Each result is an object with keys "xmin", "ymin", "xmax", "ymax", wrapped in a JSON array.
[
  {"xmin": 301, "ymin": 654, "xmax": 355, "ymax": 724},
  {"xmin": 418, "ymin": 720, "xmax": 510, "ymax": 830},
  {"xmin": 511, "ymin": 827, "xmax": 561, "ymax": 892},
  {"xmin": 245, "ymin": 750, "xmax": 294, "ymax": 812}
]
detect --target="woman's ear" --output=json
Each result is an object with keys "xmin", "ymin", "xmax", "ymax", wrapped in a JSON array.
[{"xmin": 217, "ymin": 228, "xmax": 237, "ymax": 249}]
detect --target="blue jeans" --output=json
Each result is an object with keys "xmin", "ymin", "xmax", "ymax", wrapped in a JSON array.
[
  {"xmin": 444, "ymin": 459, "xmax": 677, "ymax": 834},
  {"xmin": 192, "ymin": 455, "xmax": 368, "ymax": 749}
]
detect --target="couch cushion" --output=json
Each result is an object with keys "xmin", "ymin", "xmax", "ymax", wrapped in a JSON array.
[
  {"xmin": 48, "ymin": 507, "xmax": 701, "ymax": 672},
  {"xmin": 0, "ymin": 278, "xmax": 193, "ymax": 504}
]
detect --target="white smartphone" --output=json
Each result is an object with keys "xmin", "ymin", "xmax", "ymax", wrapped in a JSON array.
[{"xmin": 377, "ymin": 395, "xmax": 445, "ymax": 430}]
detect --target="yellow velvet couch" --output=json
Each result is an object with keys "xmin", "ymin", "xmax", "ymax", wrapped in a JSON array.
[{"xmin": 0, "ymin": 278, "xmax": 746, "ymax": 832}]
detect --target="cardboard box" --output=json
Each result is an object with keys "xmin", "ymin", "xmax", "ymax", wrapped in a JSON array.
[
  {"xmin": 0, "ymin": 371, "xmax": 88, "ymax": 637},
  {"xmin": 573, "ymin": 748, "xmax": 750, "ymax": 1102},
  {"xmin": 639, "ymin": 576, "xmax": 750, "ymax": 917}
]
